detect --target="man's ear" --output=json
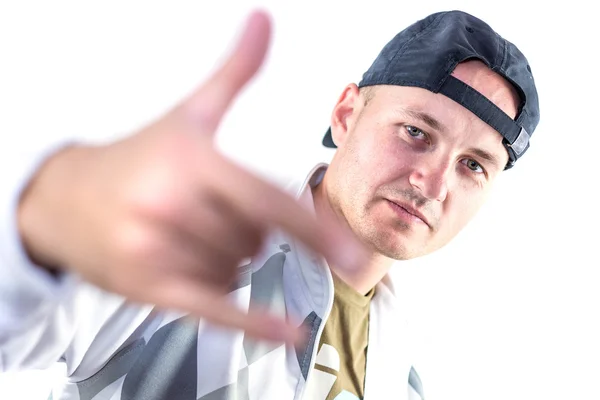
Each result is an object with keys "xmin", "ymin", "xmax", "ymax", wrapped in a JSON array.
[{"xmin": 329, "ymin": 83, "xmax": 362, "ymax": 147}]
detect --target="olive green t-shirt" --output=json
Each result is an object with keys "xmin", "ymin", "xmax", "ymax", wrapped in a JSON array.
[{"xmin": 313, "ymin": 272, "xmax": 375, "ymax": 400}]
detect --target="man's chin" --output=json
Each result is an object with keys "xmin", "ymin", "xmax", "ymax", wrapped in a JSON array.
[
  {"xmin": 363, "ymin": 228, "xmax": 427, "ymax": 261},
  {"xmin": 377, "ymin": 243, "xmax": 423, "ymax": 261}
]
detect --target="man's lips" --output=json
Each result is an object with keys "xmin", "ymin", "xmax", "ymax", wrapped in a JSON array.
[{"xmin": 385, "ymin": 199, "xmax": 430, "ymax": 227}]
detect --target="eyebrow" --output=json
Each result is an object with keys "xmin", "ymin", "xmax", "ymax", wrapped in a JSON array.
[
  {"xmin": 469, "ymin": 147, "xmax": 503, "ymax": 171},
  {"xmin": 401, "ymin": 108, "xmax": 447, "ymax": 133}
]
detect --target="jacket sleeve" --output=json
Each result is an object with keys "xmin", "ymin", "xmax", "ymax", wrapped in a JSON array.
[
  {"xmin": 0, "ymin": 141, "xmax": 160, "ymax": 377},
  {"xmin": 0, "ymin": 141, "xmax": 122, "ymax": 374},
  {"xmin": 0, "ymin": 141, "xmax": 78, "ymax": 371}
]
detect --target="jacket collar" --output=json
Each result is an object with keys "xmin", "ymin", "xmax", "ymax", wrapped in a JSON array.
[{"xmin": 280, "ymin": 163, "xmax": 399, "ymax": 322}]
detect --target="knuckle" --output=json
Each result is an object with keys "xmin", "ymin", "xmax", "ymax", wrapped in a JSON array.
[
  {"xmin": 126, "ymin": 180, "xmax": 180, "ymax": 223},
  {"xmin": 119, "ymin": 149, "xmax": 197, "ymax": 226},
  {"xmin": 111, "ymin": 222, "xmax": 160, "ymax": 267}
]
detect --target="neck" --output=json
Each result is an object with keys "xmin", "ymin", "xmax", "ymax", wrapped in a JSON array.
[
  {"xmin": 330, "ymin": 252, "xmax": 393, "ymax": 295},
  {"xmin": 311, "ymin": 176, "xmax": 394, "ymax": 296}
]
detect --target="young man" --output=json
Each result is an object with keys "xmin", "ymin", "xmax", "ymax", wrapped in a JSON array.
[{"xmin": 0, "ymin": 9, "xmax": 539, "ymax": 400}]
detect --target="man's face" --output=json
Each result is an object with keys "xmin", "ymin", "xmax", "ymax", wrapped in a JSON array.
[{"xmin": 324, "ymin": 60, "xmax": 520, "ymax": 260}]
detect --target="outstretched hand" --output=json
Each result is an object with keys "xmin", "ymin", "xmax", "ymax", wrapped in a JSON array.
[{"xmin": 18, "ymin": 10, "xmax": 367, "ymax": 344}]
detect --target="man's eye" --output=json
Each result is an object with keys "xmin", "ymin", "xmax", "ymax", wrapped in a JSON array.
[
  {"xmin": 461, "ymin": 158, "xmax": 484, "ymax": 173},
  {"xmin": 405, "ymin": 125, "xmax": 427, "ymax": 140}
]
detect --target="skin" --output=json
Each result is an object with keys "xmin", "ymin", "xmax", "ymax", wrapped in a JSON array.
[
  {"xmin": 16, "ymin": 9, "xmax": 521, "ymax": 344},
  {"xmin": 313, "ymin": 60, "xmax": 521, "ymax": 294},
  {"xmin": 17, "ymin": 11, "xmax": 368, "ymax": 345}
]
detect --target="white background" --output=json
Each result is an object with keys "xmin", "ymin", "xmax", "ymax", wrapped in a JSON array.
[{"xmin": 0, "ymin": 1, "xmax": 598, "ymax": 399}]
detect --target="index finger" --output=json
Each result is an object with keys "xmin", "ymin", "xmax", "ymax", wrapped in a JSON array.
[
  {"xmin": 213, "ymin": 161, "xmax": 369, "ymax": 272},
  {"xmin": 182, "ymin": 10, "xmax": 272, "ymax": 136}
]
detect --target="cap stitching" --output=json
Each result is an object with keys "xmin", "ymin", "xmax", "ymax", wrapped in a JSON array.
[
  {"xmin": 517, "ymin": 107, "xmax": 529, "ymax": 126},
  {"xmin": 359, "ymin": 77, "xmax": 437, "ymax": 92},
  {"xmin": 497, "ymin": 33, "xmax": 508, "ymax": 70},
  {"xmin": 439, "ymin": 55, "xmax": 460, "ymax": 90}
]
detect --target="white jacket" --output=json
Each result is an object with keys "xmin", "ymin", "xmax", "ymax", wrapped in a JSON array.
[{"xmin": 0, "ymin": 150, "xmax": 424, "ymax": 400}]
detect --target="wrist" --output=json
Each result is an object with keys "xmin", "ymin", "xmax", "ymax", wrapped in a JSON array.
[{"xmin": 17, "ymin": 144, "xmax": 93, "ymax": 273}]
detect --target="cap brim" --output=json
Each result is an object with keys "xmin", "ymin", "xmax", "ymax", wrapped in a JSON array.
[{"xmin": 322, "ymin": 128, "xmax": 337, "ymax": 148}]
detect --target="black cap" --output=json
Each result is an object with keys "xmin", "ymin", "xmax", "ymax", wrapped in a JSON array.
[{"xmin": 322, "ymin": 10, "xmax": 540, "ymax": 170}]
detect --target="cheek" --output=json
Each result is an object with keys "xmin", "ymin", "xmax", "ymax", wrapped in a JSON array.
[
  {"xmin": 331, "ymin": 138, "xmax": 381, "ymax": 214},
  {"xmin": 354, "ymin": 129, "xmax": 414, "ymax": 180},
  {"xmin": 337, "ymin": 126, "xmax": 416, "ymax": 211}
]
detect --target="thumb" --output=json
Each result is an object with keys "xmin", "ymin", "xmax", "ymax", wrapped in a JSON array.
[{"xmin": 180, "ymin": 10, "xmax": 272, "ymax": 137}]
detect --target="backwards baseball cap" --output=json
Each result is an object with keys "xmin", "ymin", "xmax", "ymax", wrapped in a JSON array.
[{"xmin": 322, "ymin": 10, "xmax": 540, "ymax": 169}]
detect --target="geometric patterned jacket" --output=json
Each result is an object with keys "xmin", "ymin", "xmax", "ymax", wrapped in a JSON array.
[{"xmin": 0, "ymin": 161, "xmax": 425, "ymax": 400}]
